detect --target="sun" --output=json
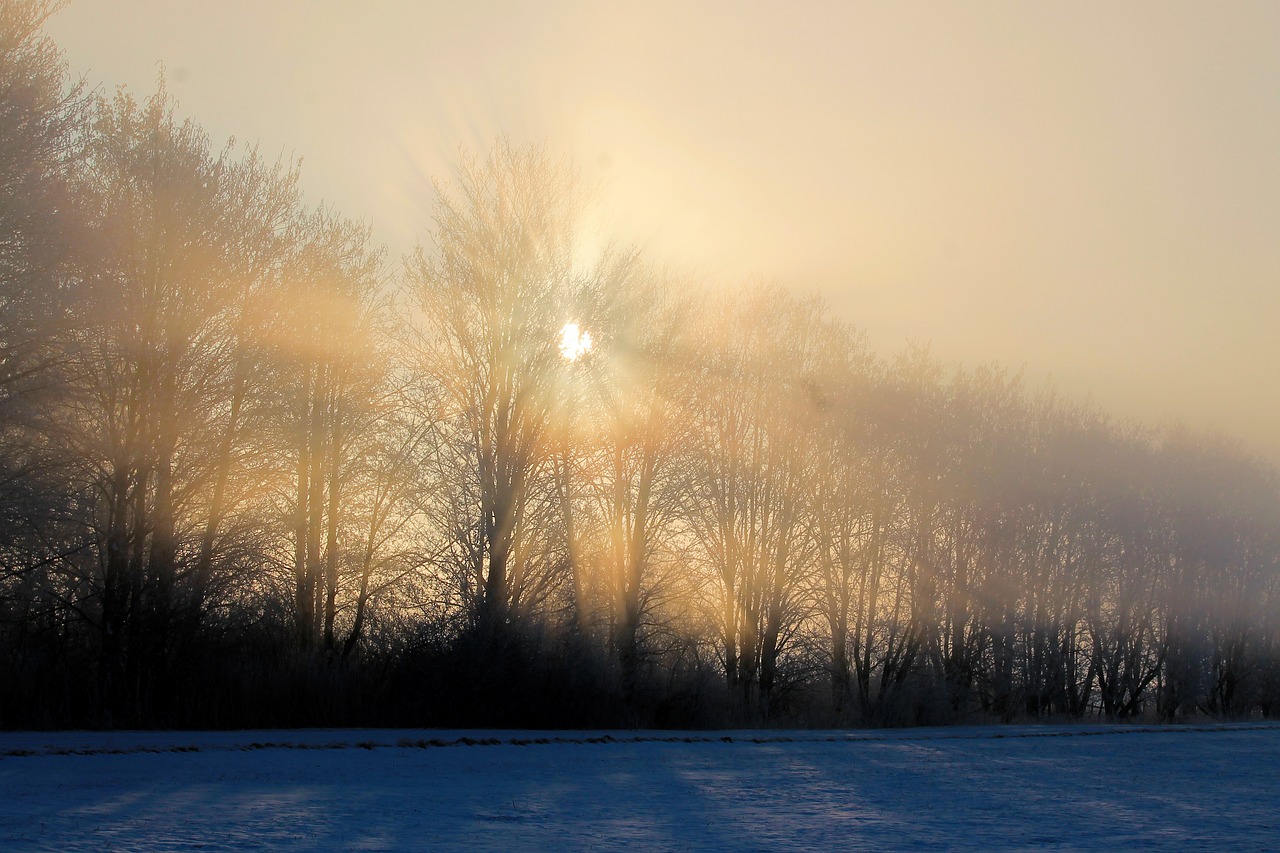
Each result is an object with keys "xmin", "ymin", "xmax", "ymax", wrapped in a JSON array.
[{"xmin": 559, "ymin": 322, "xmax": 593, "ymax": 362}]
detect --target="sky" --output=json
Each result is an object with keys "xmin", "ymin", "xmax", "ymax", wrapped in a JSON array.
[{"xmin": 46, "ymin": 1, "xmax": 1280, "ymax": 462}]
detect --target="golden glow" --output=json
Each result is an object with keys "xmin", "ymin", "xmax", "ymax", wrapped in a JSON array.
[
  {"xmin": 559, "ymin": 322, "xmax": 592, "ymax": 362},
  {"xmin": 43, "ymin": 2, "xmax": 1280, "ymax": 463}
]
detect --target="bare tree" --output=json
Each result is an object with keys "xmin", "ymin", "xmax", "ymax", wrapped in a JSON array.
[
  {"xmin": 273, "ymin": 209, "xmax": 387, "ymax": 651},
  {"xmin": 56, "ymin": 82, "xmax": 300, "ymax": 717},
  {"xmin": 0, "ymin": 0, "xmax": 84, "ymax": 402},
  {"xmin": 560, "ymin": 268, "xmax": 697, "ymax": 698},
  {"xmin": 407, "ymin": 142, "xmax": 607, "ymax": 636},
  {"xmin": 685, "ymin": 285, "xmax": 831, "ymax": 717}
]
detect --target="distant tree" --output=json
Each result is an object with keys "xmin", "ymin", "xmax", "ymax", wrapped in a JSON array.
[
  {"xmin": 1156, "ymin": 432, "xmax": 1279, "ymax": 719},
  {"xmin": 798, "ymin": 316, "xmax": 876, "ymax": 717},
  {"xmin": 55, "ymin": 82, "xmax": 301, "ymax": 718},
  {"xmin": 407, "ymin": 142, "xmax": 606, "ymax": 635},
  {"xmin": 0, "ymin": 0, "xmax": 83, "ymax": 558},
  {"xmin": 0, "ymin": 0, "xmax": 88, "ymax": 725},
  {"xmin": 1078, "ymin": 428, "xmax": 1164, "ymax": 720},
  {"xmin": 564, "ymin": 268, "xmax": 696, "ymax": 699},
  {"xmin": 270, "ymin": 208, "xmax": 429, "ymax": 658},
  {"xmin": 685, "ymin": 286, "xmax": 831, "ymax": 717},
  {"xmin": 0, "ymin": 0, "xmax": 83, "ymax": 399},
  {"xmin": 1010, "ymin": 396, "xmax": 1106, "ymax": 719}
]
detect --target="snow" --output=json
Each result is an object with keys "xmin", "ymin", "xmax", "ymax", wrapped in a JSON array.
[{"xmin": 1, "ymin": 724, "xmax": 1277, "ymax": 851}]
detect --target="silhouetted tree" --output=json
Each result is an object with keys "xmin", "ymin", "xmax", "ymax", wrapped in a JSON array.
[{"xmin": 408, "ymin": 142, "xmax": 620, "ymax": 641}]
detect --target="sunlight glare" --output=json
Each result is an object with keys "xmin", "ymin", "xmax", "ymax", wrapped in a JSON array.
[{"xmin": 559, "ymin": 322, "xmax": 593, "ymax": 362}]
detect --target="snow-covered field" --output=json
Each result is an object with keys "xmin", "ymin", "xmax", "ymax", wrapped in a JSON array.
[{"xmin": 1, "ymin": 724, "xmax": 1277, "ymax": 851}]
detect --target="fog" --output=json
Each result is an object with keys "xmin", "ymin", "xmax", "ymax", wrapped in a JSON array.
[
  {"xmin": 47, "ymin": 0, "xmax": 1280, "ymax": 462},
  {"xmin": 4, "ymin": 0, "xmax": 1279, "ymax": 731}
]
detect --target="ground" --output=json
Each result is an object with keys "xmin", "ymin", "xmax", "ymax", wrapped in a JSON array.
[{"xmin": 1, "ymin": 724, "xmax": 1277, "ymax": 851}]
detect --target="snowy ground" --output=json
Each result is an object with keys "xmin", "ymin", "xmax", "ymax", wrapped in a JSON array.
[{"xmin": 1, "ymin": 724, "xmax": 1277, "ymax": 851}]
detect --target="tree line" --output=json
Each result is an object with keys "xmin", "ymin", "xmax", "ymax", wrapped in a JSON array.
[{"xmin": 2, "ymin": 1, "xmax": 1278, "ymax": 728}]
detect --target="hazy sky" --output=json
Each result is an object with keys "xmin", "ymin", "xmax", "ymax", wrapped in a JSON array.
[{"xmin": 47, "ymin": 1, "xmax": 1280, "ymax": 461}]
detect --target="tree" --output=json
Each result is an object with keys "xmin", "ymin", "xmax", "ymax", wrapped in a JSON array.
[
  {"xmin": 408, "ymin": 142, "xmax": 609, "ymax": 636},
  {"xmin": 57, "ymin": 82, "xmax": 300, "ymax": 718},
  {"xmin": 0, "ymin": 0, "xmax": 85, "ymax": 628},
  {"xmin": 271, "ymin": 208, "xmax": 429, "ymax": 659},
  {"xmin": 686, "ymin": 285, "xmax": 830, "ymax": 717},
  {"xmin": 0, "ymin": 0, "xmax": 83, "ymax": 399},
  {"xmin": 565, "ymin": 268, "xmax": 695, "ymax": 699}
]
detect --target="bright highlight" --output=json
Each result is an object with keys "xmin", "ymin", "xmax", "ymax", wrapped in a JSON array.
[{"xmin": 559, "ymin": 322, "xmax": 592, "ymax": 362}]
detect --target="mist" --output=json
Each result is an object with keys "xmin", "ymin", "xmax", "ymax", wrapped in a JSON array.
[
  {"xmin": 45, "ymin": 0, "xmax": 1280, "ymax": 464},
  {"xmin": 1, "ymin": 1, "xmax": 1278, "ymax": 731}
]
